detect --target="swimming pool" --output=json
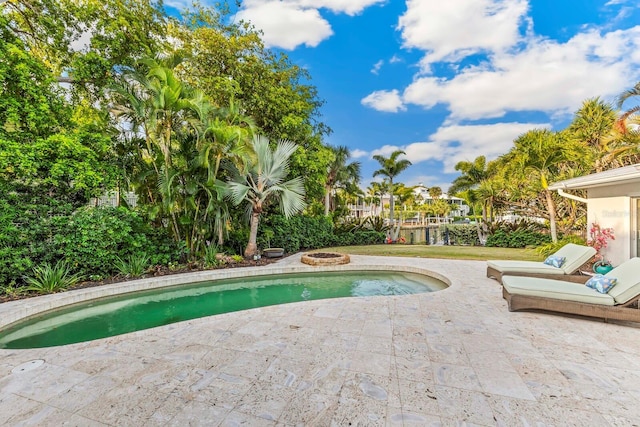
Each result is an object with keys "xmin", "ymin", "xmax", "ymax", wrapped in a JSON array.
[{"xmin": 0, "ymin": 270, "xmax": 447, "ymax": 349}]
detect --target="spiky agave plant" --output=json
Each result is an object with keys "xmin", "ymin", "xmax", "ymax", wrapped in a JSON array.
[{"xmin": 24, "ymin": 261, "xmax": 84, "ymax": 294}]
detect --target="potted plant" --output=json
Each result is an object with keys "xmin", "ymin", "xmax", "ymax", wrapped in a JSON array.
[
  {"xmin": 261, "ymin": 229, "xmax": 284, "ymax": 258},
  {"xmin": 587, "ymin": 222, "xmax": 615, "ymax": 274}
]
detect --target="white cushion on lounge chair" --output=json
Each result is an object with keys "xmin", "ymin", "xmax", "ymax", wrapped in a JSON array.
[
  {"xmin": 556, "ymin": 244, "xmax": 597, "ymax": 274},
  {"xmin": 502, "ymin": 276, "xmax": 616, "ymax": 305},
  {"xmin": 605, "ymin": 258, "xmax": 640, "ymax": 304},
  {"xmin": 486, "ymin": 260, "xmax": 566, "ymax": 275},
  {"xmin": 488, "ymin": 243, "xmax": 596, "ymax": 276}
]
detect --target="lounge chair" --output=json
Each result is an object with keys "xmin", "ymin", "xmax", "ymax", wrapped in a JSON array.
[
  {"xmin": 502, "ymin": 258, "xmax": 640, "ymax": 322},
  {"xmin": 486, "ymin": 243, "xmax": 596, "ymax": 284}
]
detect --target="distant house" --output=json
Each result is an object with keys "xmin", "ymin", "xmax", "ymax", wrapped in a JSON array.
[
  {"xmin": 549, "ymin": 164, "xmax": 640, "ymax": 266},
  {"xmin": 347, "ymin": 186, "xmax": 469, "ymax": 220},
  {"xmin": 412, "ymin": 185, "xmax": 470, "ymax": 218},
  {"xmin": 90, "ymin": 191, "xmax": 138, "ymax": 208}
]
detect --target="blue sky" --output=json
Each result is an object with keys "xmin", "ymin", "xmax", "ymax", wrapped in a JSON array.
[{"xmin": 168, "ymin": 0, "xmax": 640, "ymax": 192}]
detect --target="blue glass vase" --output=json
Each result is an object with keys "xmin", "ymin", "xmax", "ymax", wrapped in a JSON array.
[{"xmin": 593, "ymin": 261, "xmax": 613, "ymax": 275}]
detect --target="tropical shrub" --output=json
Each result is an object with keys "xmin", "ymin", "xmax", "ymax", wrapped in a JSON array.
[
  {"xmin": 202, "ymin": 244, "xmax": 221, "ymax": 267},
  {"xmin": 52, "ymin": 207, "xmax": 180, "ymax": 278},
  {"xmin": 115, "ymin": 253, "xmax": 151, "ymax": 278},
  {"xmin": 261, "ymin": 214, "xmax": 334, "ymax": 253},
  {"xmin": 259, "ymin": 214, "xmax": 384, "ymax": 253},
  {"xmin": 329, "ymin": 230, "xmax": 385, "ymax": 247},
  {"xmin": 24, "ymin": 261, "xmax": 84, "ymax": 294},
  {"xmin": 0, "ymin": 190, "xmax": 75, "ymax": 286},
  {"xmin": 0, "ymin": 204, "xmax": 180, "ymax": 288},
  {"xmin": 486, "ymin": 229, "xmax": 551, "ymax": 248},
  {"xmin": 441, "ymin": 225, "xmax": 481, "ymax": 246}
]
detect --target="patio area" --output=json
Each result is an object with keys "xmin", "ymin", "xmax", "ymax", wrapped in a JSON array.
[{"xmin": 1, "ymin": 254, "xmax": 639, "ymax": 426}]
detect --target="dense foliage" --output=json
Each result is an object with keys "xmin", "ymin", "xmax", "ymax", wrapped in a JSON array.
[
  {"xmin": 2, "ymin": 0, "xmax": 640, "ymax": 296},
  {"xmin": 0, "ymin": 203, "xmax": 180, "ymax": 286},
  {"xmin": 441, "ymin": 225, "xmax": 481, "ymax": 246},
  {"xmin": 261, "ymin": 215, "xmax": 384, "ymax": 254},
  {"xmin": 449, "ymin": 97, "xmax": 640, "ymax": 243}
]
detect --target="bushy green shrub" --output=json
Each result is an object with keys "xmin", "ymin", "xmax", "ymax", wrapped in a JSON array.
[
  {"xmin": 441, "ymin": 225, "xmax": 481, "ymax": 245},
  {"xmin": 52, "ymin": 207, "xmax": 180, "ymax": 278},
  {"xmin": 0, "ymin": 203, "xmax": 180, "ymax": 287},
  {"xmin": 0, "ymin": 191, "xmax": 75, "ymax": 286},
  {"xmin": 114, "ymin": 253, "xmax": 151, "ymax": 278},
  {"xmin": 258, "ymin": 214, "xmax": 384, "ymax": 253},
  {"xmin": 486, "ymin": 229, "xmax": 551, "ymax": 248},
  {"xmin": 485, "ymin": 219, "xmax": 545, "ymax": 234}
]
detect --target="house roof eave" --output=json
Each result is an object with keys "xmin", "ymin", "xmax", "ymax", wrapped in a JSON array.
[{"xmin": 549, "ymin": 164, "xmax": 640, "ymax": 190}]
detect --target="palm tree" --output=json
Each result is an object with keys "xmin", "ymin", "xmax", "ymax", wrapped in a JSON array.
[
  {"xmin": 365, "ymin": 183, "xmax": 382, "ymax": 216},
  {"xmin": 393, "ymin": 183, "xmax": 416, "ymax": 222},
  {"xmin": 567, "ymin": 98, "xmax": 617, "ymax": 173},
  {"xmin": 111, "ymin": 57, "xmax": 207, "ymax": 243},
  {"xmin": 616, "ymin": 81, "xmax": 640, "ymax": 132},
  {"xmin": 509, "ymin": 129, "xmax": 577, "ymax": 243},
  {"xmin": 324, "ymin": 145, "xmax": 361, "ymax": 216},
  {"xmin": 449, "ymin": 156, "xmax": 492, "ymax": 221},
  {"xmin": 372, "ymin": 150, "xmax": 412, "ymax": 227},
  {"xmin": 226, "ymin": 135, "xmax": 306, "ymax": 258},
  {"xmin": 428, "ymin": 186, "xmax": 442, "ymax": 200}
]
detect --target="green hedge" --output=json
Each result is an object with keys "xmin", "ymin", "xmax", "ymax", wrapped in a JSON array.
[
  {"xmin": 51, "ymin": 207, "xmax": 180, "ymax": 279},
  {"xmin": 0, "ymin": 203, "xmax": 180, "ymax": 286},
  {"xmin": 441, "ymin": 224, "xmax": 481, "ymax": 246},
  {"xmin": 259, "ymin": 214, "xmax": 384, "ymax": 253},
  {"xmin": 485, "ymin": 229, "xmax": 551, "ymax": 248}
]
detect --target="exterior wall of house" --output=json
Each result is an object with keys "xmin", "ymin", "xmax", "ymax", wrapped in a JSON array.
[{"xmin": 586, "ymin": 194, "xmax": 632, "ymax": 266}]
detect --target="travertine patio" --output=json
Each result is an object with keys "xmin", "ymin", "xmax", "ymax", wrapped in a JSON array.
[{"xmin": 1, "ymin": 254, "xmax": 639, "ymax": 426}]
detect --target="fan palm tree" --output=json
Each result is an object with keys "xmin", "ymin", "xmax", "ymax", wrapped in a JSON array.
[
  {"xmin": 226, "ymin": 135, "xmax": 306, "ymax": 258},
  {"xmin": 324, "ymin": 145, "xmax": 361, "ymax": 216},
  {"xmin": 372, "ymin": 150, "xmax": 412, "ymax": 227}
]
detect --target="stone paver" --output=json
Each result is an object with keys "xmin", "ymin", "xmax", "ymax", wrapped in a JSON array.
[{"xmin": 1, "ymin": 254, "xmax": 639, "ymax": 426}]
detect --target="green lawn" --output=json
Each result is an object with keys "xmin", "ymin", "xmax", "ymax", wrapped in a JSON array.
[{"xmin": 310, "ymin": 244, "xmax": 542, "ymax": 261}]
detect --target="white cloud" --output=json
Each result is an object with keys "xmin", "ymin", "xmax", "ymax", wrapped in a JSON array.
[
  {"xmin": 361, "ymin": 89, "xmax": 406, "ymax": 113},
  {"xmin": 406, "ymin": 28, "xmax": 640, "ymax": 120},
  {"xmin": 351, "ymin": 149, "xmax": 369, "ymax": 158},
  {"xmin": 235, "ymin": 2, "xmax": 333, "ymax": 49},
  {"xmin": 235, "ymin": 0, "xmax": 384, "ymax": 49},
  {"xmin": 370, "ymin": 144, "xmax": 403, "ymax": 158},
  {"xmin": 371, "ymin": 60, "xmax": 384, "ymax": 75},
  {"xmin": 370, "ymin": 122, "xmax": 547, "ymax": 173},
  {"xmin": 294, "ymin": 0, "xmax": 386, "ymax": 15},
  {"xmin": 398, "ymin": 0, "xmax": 529, "ymax": 71},
  {"xmin": 389, "ymin": 54, "xmax": 402, "ymax": 63}
]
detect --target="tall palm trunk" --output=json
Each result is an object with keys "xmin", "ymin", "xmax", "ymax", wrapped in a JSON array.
[
  {"xmin": 245, "ymin": 209, "xmax": 261, "ymax": 258},
  {"xmin": 388, "ymin": 179, "xmax": 395, "ymax": 225},
  {"xmin": 544, "ymin": 189, "xmax": 558, "ymax": 243},
  {"xmin": 324, "ymin": 185, "xmax": 331, "ymax": 216}
]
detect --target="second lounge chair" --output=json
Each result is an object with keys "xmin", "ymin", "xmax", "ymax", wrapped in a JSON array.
[
  {"xmin": 502, "ymin": 257, "xmax": 640, "ymax": 322},
  {"xmin": 486, "ymin": 243, "xmax": 596, "ymax": 284}
]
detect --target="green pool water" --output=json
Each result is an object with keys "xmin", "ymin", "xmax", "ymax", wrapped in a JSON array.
[{"xmin": 0, "ymin": 270, "xmax": 446, "ymax": 349}]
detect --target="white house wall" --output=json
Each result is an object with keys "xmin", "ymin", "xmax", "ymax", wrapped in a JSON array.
[{"xmin": 586, "ymin": 194, "xmax": 631, "ymax": 266}]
